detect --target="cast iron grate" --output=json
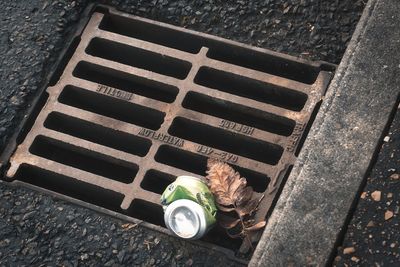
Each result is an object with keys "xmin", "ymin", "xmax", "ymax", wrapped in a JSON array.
[{"xmin": 2, "ymin": 6, "xmax": 334, "ymax": 260}]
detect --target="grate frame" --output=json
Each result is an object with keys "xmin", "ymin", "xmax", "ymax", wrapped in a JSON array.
[{"xmin": 1, "ymin": 5, "xmax": 334, "ymax": 261}]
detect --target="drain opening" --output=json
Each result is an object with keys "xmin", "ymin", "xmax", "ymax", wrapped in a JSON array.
[
  {"xmin": 182, "ymin": 91, "xmax": 295, "ymax": 136},
  {"xmin": 99, "ymin": 14, "xmax": 203, "ymax": 54},
  {"xmin": 169, "ymin": 117, "xmax": 283, "ymax": 165},
  {"xmin": 59, "ymin": 85, "xmax": 165, "ymax": 130},
  {"xmin": 202, "ymin": 226, "xmax": 243, "ymax": 250},
  {"xmin": 155, "ymin": 145, "xmax": 269, "ymax": 192},
  {"xmin": 15, "ymin": 164, "xmax": 124, "ymax": 211},
  {"xmin": 99, "ymin": 13, "xmax": 319, "ymax": 84},
  {"xmin": 127, "ymin": 199, "xmax": 165, "ymax": 227},
  {"xmin": 86, "ymin": 37, "xmax": 192, "ymax": 80},
  {"xmin": 194, "ymin": 67, "xmax": 308, "ymax": 111},
  {"xmin": 30, "ymin": 135, "xmax": 138, "ymax": 184},
  {"xmin": 44, "ymin": 112, "xmax": 151, "ymax": 157},
  {"xmin": 206, "ymin": 45, "xmax": 319, "ymax": 85},
  {"xmin": 265, "ymin": 165, "xmax": 293, "ymax": 220},
  {"xmin": 141, "ymin": 170, "xmax": 176, "ymax": 194},
  {"xmin": 73, "ymin": 61, "xmax": 179, "ymax": 103}
]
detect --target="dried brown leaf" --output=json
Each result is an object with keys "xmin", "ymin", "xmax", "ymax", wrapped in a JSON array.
[
  {"xmin": 206, "ymin": 159, "xmax": 258, "ymax": 218},
  {"xmin": 206, "ymin": 159, "xmax": 247, "ymax": 206},
  {"xmin": 234, "ymin": 186, "xmax": 253, "ymax": 207},
  {"xmin": 206, "ymin": 159, "xmax": 266, "ymax": 251}
]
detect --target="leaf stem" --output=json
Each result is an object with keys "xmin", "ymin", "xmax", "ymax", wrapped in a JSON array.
[{"xmin": 233, "ymin": 203, "xmax": 254, "ymax": 251}]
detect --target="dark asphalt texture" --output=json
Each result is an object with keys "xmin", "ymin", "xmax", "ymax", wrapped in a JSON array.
[
  {"xmin": 0, "ymin": 0, "xmax": 367, "ymax": 266},
  {"xmin": 334, "ymin": 106, "xmax": 400, "ymax": 267}
]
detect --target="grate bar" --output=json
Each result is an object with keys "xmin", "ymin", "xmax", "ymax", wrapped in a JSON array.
[
  {"xmin": 189, "ymin": 84, "xmax": 302, "ymax": 120},
  {"xmin": 179, "ymin": 141, "xmax": 276, "ymax": 173},
  {"xmin": 82, "ymin": 54, "xmax": 182, "ymax": 86},
  {"xmin": 97, "ymin": 27, "xmax": 196, "ymax": 63},
  {"xmin": 177, "ymin": 108, "xmax": 288, "ymax": 146},
  {"xmin": 40, "ymin": 128, "xmax": 143, "ymax": 164},
  {"xmin": 65, "ymin": 77, "xmax": 170, "ymax": 111},
  {"xmin": 204, "ymin": 58, "xmax": 312, "ymax": 93}
]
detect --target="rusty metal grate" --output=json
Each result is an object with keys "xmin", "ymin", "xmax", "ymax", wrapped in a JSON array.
[{"xmin": 2, "ymin": 6, "xmax": 334, "ymax": 258}]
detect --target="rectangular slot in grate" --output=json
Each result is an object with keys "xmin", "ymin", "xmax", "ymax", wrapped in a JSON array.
[
  {"xmin": 86, "ymin": 38, "xmax": 192, "ymax": 80},
  {"xmin": 182, "ymin": 91, "xmax": 296, "ymax": 136},
  {"xmin": 3, "ymin": 5, "xmax": 334, "ymax": 262},
  {"xmin": 168, "ymin": 117, "xmax": 283, "ymax": 165},
  {"xmin": 195, "ymin": 67, "xmax": 308, "ymax": 111},
  {"xmin": 73, "ymin": 61, "xmax": 179, "ymax": 103}
]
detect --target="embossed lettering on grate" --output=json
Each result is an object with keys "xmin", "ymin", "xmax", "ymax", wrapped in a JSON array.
[{"xmin": 5, "ymin": 7, "xmax": 333, "ymax": 256}]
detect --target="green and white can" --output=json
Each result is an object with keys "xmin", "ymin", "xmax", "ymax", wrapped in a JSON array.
[{"xmin": 160, "ymin": 176, "xmax": 217, "ymax": 239}]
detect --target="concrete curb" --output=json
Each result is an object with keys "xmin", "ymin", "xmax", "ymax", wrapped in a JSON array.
[{"xmin": 250, "ymin": 0, "xmax": 400, "ymax": 265}]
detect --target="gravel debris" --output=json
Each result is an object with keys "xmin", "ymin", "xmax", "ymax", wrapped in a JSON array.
[{"xmin": 335, "ymin": 110, "xmax": 400, "ymax": 266}]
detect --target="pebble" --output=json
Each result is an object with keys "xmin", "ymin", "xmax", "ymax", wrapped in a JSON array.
[
  {"xmin": 390, "ymin": 173, "xmax": 399, "ymax": 180},
  {"xmin": 371, "ymin": 191, "xmax": 381, "ymax": 201},
  {"xmin": 385, "ymin": 210, "xmax": 394, "ymax": 220},
  {"xmin": 343, "ymin": 247, "xmax": 355, "ymax": 254}
]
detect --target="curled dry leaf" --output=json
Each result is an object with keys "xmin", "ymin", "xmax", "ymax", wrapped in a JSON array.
[{"xmin": 206, "ymin": 158, "xmax": 266, "ymax": 252}]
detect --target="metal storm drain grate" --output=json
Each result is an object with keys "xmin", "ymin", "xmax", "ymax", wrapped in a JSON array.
[{"xmin": 2, "ymin": 6, "xmax": 334, "ymax": 259}]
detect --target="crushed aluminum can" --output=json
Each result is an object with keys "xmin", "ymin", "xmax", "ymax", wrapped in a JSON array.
[{"xmin": 161, "ymin": 175, "xmax": 217, "ymax": 239}]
